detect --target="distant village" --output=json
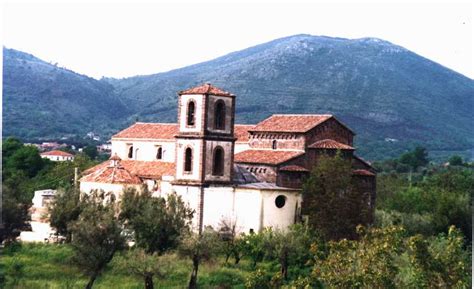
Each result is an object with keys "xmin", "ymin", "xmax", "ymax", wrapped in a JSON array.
[{"xmin": 25, "ymin": 131, "xmax": 112, "ymax": 157}]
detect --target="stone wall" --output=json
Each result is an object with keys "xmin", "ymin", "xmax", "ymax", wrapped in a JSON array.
[
  {"xmin": 305, "ymin": 118, "xmax": 354, "ymax": 146},
  {"xmin": 248, "ymin": 132, "xmax": 305, "ymax": 150}
]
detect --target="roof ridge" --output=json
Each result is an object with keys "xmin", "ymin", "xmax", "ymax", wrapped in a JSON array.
[
  {"xmin": 271, "ymin": 113, "xmax": 333, "ymax": 117},
  {"xmin": 133, "ymin": 122, "xmax": 177, "ymax": 125}
]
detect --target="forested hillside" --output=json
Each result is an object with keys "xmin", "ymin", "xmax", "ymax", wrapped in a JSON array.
[{"xmin": 3, "ymin": 35, "xmax": 474, "ymax": 159}]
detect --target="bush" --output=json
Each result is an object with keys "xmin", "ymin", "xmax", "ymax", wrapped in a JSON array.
[
  {"xmin": 375, "ymin": 209, "xmax": 435, "ymax": 236},
  {"xmin": 205, "ymin": 267, "xmax": 245, "ymax": 288}
]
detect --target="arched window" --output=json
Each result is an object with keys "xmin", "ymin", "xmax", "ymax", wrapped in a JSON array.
[
  {"xmin": 214, "ymin": 100, "xmax": 226, "ymax": 130},
  {"xmin": 128, "ymin": 146, "xmax": 133, "ymax": 159},
  {"xmin": 272, "ymin": 140, "xmax": 277, "ymax": 150},
  {"xmin": 212, "ymin": 146, "xmax": 225, "ymax": 176},
  {"xmin": 156, "ymin": 147, "xmax": 163, "ymax": 160},
  {"xmin": 187, "ymin": 101, "xmax": 195, "ymax": 126},
  {"xmin": 184, "ymin": 147, "xmax": 193, "ymax": 172}
]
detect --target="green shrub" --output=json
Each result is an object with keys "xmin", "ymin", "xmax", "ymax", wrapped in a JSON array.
[
  {"xmin": 204, "ymin": 267, "xmax": 245, "ymax": 288},
  {"xmin": 375, "ymin": 209, "xmax": 435, "ymax": 236}
]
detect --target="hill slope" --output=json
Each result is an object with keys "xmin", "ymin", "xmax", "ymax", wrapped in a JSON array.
[
  {"xmin": 106, "ymin": 35, "xmax": 474, "ymax": 158},
  {"xmin": 2, "ymin": 48, "xmax": 129, "ymax": 140},
  {"xmin": 3, "ymin": 35, "xmax": 474, "ymax": 159}
]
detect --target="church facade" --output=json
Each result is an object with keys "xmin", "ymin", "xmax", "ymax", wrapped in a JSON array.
[{"xmin": 80, "ymin": 84, "xmax": 376, "ymax": 233}]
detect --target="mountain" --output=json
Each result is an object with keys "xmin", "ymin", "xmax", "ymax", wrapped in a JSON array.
[
  {"xmin": 3, "ymin": 35, "xmax": 474, "ymax": 159},
  {"xmin": 105, "ymin": 35, "xmax": 474, "ymax": 159},
  {"xmin": 2, "ymin": 48, "xmax": 129, "ymax": 140}
]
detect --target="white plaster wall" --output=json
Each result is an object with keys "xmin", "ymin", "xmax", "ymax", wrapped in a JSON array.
[
  {"xmin": 32, "ymin": 191, "xmax": 55, "ymax": 208},
  {"xmin": 171, "ymin": 185, "xmax": 202, "ymax": 229},
  {"xmin": 111, "ymin": 140, "xmax": 175, "ymax": 162},
  {"xmin": 175, "ymin": 139, "xmax": 202, "ymax": 181},
  {"xmin": 41, "ymin": 155, "xmax": 74, "ymax": 162},
  {"xmin": 201, "ymin": 186, "xmax": 235, "ymax": 230},
  {"xmin": 222, "ymin": 188, "xmax": 263, "ymax": 233},
  {"xmin": 234, "ymin": 143, "xmax": 250, "ymax": 153},
  {"xmin": 179, "ymin": 94, "xmax": 204, "ymax": 133},
  {"xmin": 261, "ymin": 191, "xmax": 302, "ymax": 230},
  {"xmin": 80, "ymin": 182, "xmax": 142, "ymax": 201}
]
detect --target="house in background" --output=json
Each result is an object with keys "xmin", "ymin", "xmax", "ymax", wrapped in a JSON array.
[
  {"xmin": 40, "ymin": 150, "xmax": 74, "ymax": 161},
  {"xmin": 80, "ymin": 83, "xmax": 376, "ymax": 233},
  {"xmin": 20, "ymin": 189, "xmax": 57, "ymax": 242}
]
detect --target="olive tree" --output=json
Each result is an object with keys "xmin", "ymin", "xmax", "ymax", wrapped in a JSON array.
[
  {"xmin": 69, "ymin": 191, "xmax": 125, "ymax": 289},
  {"xmin": 178, "ymin": 228, "xmax": 222, "ymax": 289}
]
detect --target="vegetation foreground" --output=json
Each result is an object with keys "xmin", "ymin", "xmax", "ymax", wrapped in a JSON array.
[
  {"xmin": 1, "ymin": 138, "xmax": 472, "ymax": 288},
  {"xmin": 1, "ymin": 224, "xmax": 471, "ymax": 289}
]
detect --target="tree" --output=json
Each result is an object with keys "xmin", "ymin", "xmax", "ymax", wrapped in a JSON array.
[
  {"xmin": 48, "ymin": 187, "xmax": 83, "ymax": 242},
  {"xmin": 448, "ymin": 155, "xmax": 464, "ymax": 166},
  {"xmin": 218, "ymin": 217, "xmax": 244, "ymax": 265},
  {"xmin": 0, "ymin": 185, "xmax": 31, "ymax": 244},
  {"xmin": 399, "ymin": 146, "xmax": 429, "ymax": 171},
  {"xmin": 302, "ymin": 153, "xmax": 371, "ymax": 240},
  {"xmin": 178, "ymin": 228, "xmax": 221, "ymax": 289},
  {"xmin": 120, "ymin": 188, "xmax": 193, "ymax": 288},
  {"xmin": 311, "ymin": 226, "xmax": 406, "ymax": 288},
  {"xmin": 69, "ymin": 190, "xmax": 125, "ymax": 289},
  {"xmin": 264, "ymin": 224, "xmax": 316, "ymax": 280},
  {"xmin": 241, "ymin": 230, "xmax": 266, "ymax": 268},
  {"xmin": 120, "ymin": 189, "xmax": 194, "ymax": 254},
  {"xmin": 83, "ymin": 145, "xmax": 98, "ymax": 160},
  {"xmin": 407, "ymin": 226, "xmax": 470, "ymax": 288},
  {"xmin": 4, "ymin": 144, "xmax": 45, "ymax": 178},
  {"xmin": 116, "ymin": 249, "xmax": 175, "ymax": 289}
]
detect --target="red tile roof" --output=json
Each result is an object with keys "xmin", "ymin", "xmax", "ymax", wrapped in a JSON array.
[
  {"xmin": 234, "ymin": 150, "xmax": 304, "ymax": 165},
  {"xmin": 250, "ymin": 114, "xmax": 333, "ymax": 133},
  {"xmin": 179, "ymin": 83, "xmax": 234, "ymax": 97},
  {"xmin": 80, "ymin": 161, "xmax": 142, "ymax": 184},
  {"xmin": 352, "ymin": 169, "xmax": 375, "ymax": 176},
  {"xmin": 82, "ymin": 160, "xmax": 176, "ymax": 181},
  {"xmin": 112, "ymin": 123, "xmax": 178, "ymax": 140},
  {"xmin": 112, "ymin": 122, "xmax": 253, "ymax": 141},
  {"xmin": 40, "ymin": 150, "xmax": 74, "ymax": 157},
  {"xmin": 308, "ymin": 139, "xmax": 354, "ymax": 150},
  {"xmin": 279, "ymin": 165, "xmax": 309, "ymax": 172},
  {"xmin": 234, "ymin": 124, "xmax": 255, "ymax": 142}
]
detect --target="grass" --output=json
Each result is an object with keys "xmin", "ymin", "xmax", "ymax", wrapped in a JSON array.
[{"xmin": 0, "ymin": 243, "xmax": 259, "ymax": 289}]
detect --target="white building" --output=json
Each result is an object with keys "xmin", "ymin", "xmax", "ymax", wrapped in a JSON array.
[
  {"xmin": 40, "ymin": 150, "xmax": 74, "ymax": 161},
  {"xmin": 80, "ymin": 83, "xmax": 375, "ymax": 233}
]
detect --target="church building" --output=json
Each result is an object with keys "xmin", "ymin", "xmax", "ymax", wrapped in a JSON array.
[{"xmin": 80, "ymin": 83, "xmax": 376, "ymax": 233}]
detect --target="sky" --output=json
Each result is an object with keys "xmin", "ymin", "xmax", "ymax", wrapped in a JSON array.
[{"xmin": 2, "ymin": 0, "xmax": 473, "ymax": 79}]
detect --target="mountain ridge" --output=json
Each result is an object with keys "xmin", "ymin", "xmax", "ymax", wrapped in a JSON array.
[{"xmin": 3, "ymin": 35, "xmax": 474, "ymax": 159}]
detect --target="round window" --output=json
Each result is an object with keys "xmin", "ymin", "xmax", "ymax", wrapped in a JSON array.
[{"xmin": 275, "ymin": 195, "xmax": 286, "ymax": 208}]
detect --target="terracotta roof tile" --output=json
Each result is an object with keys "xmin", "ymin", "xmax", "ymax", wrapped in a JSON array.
[
  {"xmin": 234, "ymin": 124, "xmax": 255, "ymax": 142},
  {"xmin": 40, "ymin": 150, "xmax": 74, "ymax": 157},
  {"xmin": 82, "ymin": 160, "xmax": 176, "ymax": 182},
  {"xmin": 308, "ymin": 139, "xmax": 354, "ymax": 150},
  {"xmin": 234, "ymin": 150, "xmax": 304, "ymax": 165},
  {"xmin": 279, "ymin": 165, "xmax": 309, "ymax": 172},
  {"xmin": 112, "ymin": 122, "xmax": 253, "ymax": 141},
  {"xmin": 179, "ymin": 83, "xmax": 234, "ymax": 97},
  {"xmin": 80, "ymin": 161, "xmax": 142, "ymax": 184},
  {"xmin": 109, "ymin": 153, "xmax": 121, "ymax": 161},
  {"xmin": 112, "ymin": 123, "xmax": 178, "ymax": 140},
  {"xmin": 250, "ymin": 114, "xmax": 333, "ymax": 133},
  {"xmin": 352, "ymin": 169, "xmax": 375, "ymax": 176}
]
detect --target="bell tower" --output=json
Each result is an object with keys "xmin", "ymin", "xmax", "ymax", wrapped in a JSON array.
[{"xmin": 174, "ymin": 83, "xmax": 236, "ymax": 185}]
